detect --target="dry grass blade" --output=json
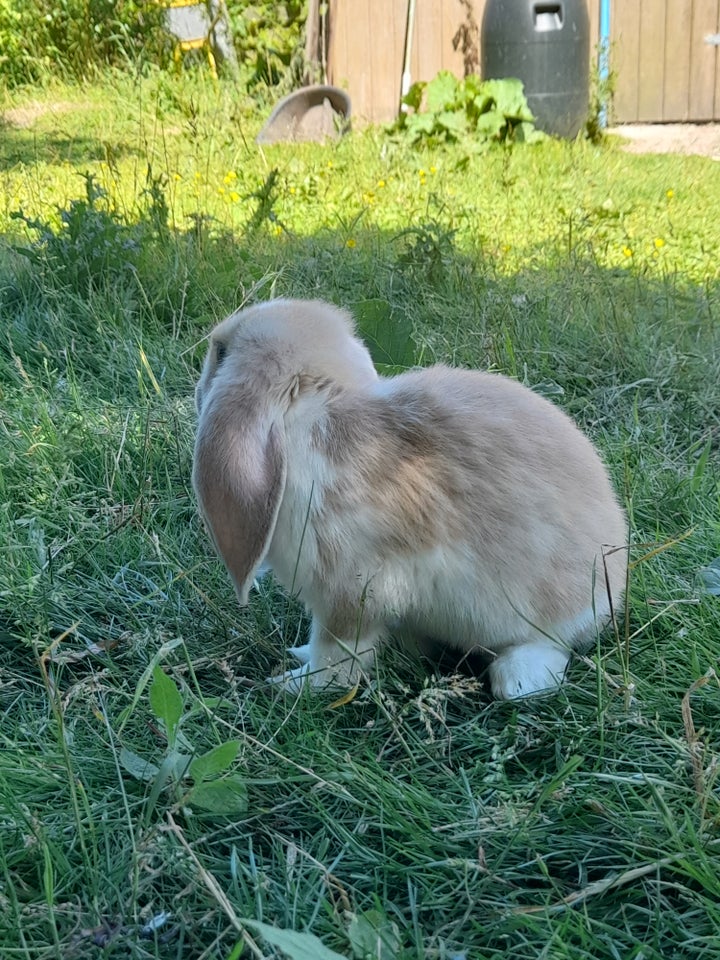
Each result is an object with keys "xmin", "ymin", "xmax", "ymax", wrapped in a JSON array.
[
  {"xmin": 681, "ymin": 668, "xmax": 719, "ymax": 799},
  {"xmin": 165, "ymin": 813, "xmax": 264, "ymax": 959}
]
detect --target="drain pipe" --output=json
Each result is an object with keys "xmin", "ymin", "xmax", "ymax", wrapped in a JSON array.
[
  {"xmin": 400, "ymin": 0, "xmax": 417, "ymax": 114},
  {"xmin": 599, "ymin": 0, "xmax": 610, "ymax": 127}
]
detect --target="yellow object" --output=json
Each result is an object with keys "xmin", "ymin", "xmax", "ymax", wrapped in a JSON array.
[
  {"xmin": 328, "ymin": 683, "xmax": 360, "ymax": 709},
  {"xmin": 161, "ymin": 1, "xmax": 218, "ymax": 79}
]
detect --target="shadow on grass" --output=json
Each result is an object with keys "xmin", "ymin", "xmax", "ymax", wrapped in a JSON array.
[
  {"xmin": 1, "ymin": 210, "xmax": 718, "ymax": 660},
  {"xmin": 0, "ymin": 115, "xmax": 142, "ymax": 170}
]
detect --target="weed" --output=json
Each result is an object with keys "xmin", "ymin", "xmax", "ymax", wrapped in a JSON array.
[{"xmin": 392, "ymin": 70, "xmax": 545, "ymax": 146}]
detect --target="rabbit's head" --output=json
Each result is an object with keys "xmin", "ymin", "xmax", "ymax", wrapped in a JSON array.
[{"xmin": 192, "ymin": 299, "xmax": 377, "ymax": 605}]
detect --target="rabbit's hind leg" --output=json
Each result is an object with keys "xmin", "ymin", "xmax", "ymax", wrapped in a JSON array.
[{"xmin": 487, "ymin": 640, "xmax": 570, "ymax": 700}]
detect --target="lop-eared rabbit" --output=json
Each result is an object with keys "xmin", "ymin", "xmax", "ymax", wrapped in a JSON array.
[{"xmin": 193, "ymin": 299, "xmax": 627, "ymax": 699}]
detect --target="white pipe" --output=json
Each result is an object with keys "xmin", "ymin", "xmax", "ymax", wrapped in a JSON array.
[{"xmin": 400, "ymin": 0, "xmax": 417, "ymax": 113}]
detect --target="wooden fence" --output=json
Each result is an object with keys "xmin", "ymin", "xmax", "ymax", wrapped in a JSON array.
[
  {"xmin": 614, "ymin": 0, "xmax": 720, "ymax": 122},
  {"xmin": 325, "ymin": 0, "xmax": 720, "ymax": 125}
]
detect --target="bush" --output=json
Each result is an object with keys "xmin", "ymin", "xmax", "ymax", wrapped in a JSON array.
[
  {"xmin": 0, "ymin": 1, "xmax": 305, "ymax": 90},
  {"xmin": 392, "ymin": 70, "xmax": 545, "ymax": 146},
  {"xmin": 226, "ymin": 0, "xmax": 305, "ymax": 87},
  {"xmin": 0, "ymin": 0, "xmax": 166, "ymax": 86}
]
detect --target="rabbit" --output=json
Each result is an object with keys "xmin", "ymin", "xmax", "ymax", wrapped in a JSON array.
[{"xmin": 192, "ymin": 298, "xmax": 627, "ymax": 700}]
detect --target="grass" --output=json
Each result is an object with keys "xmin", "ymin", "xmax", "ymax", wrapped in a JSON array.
[{"xmin": 1, "ymin": 69, "xmax": 719, "ymax": 959}]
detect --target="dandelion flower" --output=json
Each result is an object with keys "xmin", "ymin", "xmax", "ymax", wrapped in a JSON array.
[
  {"xmin": 229, "ymin": 191, "xmax": 240, "ymax": 202},
  {"xmin": 666, "ymin": 189, "xmax": 674, "ymax": 199},
  {"xmin": 654, "ymin": 237, "xmax": 665, "ymax": 249},
  {"xmin": 622, "ymin": 245, "xmax": 633, "ymax": 258},
  {"xmin": 346, "ymin": 238, "xmax": 356, "ymax": 248}
]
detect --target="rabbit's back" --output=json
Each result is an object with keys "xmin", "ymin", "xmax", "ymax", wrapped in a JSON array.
[{"xmin": 290, "ymin": 364, "xmax": 626, "ymax": 653}]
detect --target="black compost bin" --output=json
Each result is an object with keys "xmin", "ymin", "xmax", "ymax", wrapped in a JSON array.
[{"xmin": 481, "ymin": 0, "xmax": 590, "ymax": 138}]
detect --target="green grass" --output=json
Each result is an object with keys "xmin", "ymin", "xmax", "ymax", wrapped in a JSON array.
[{"xmin": 1, "ymin": 71, "xmax": 719, "ymax": 959}]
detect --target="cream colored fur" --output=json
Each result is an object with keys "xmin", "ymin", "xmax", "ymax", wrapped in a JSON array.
[{"xmin": 193, "ymin": 298, "xmax": 627, "ymax": 699}]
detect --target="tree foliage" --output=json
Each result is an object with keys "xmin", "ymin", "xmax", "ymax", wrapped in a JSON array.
[{"xmin": 0, "ymin": 0, "xmax": 304, "ymax": 88}]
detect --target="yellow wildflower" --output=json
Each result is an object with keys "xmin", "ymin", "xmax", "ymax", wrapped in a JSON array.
[
  {"xmin": 346, "ymin": 238, "xmax": 356, "ymax": 248},
  {"xmin": 654, "ymin": 237, "xmax": 665, "ymax": 249},
  {"xmin": 622, "ymin": 245, "xmax": 633, "ymax": 258},
  {"xmin": 666, "ymin": 189, "xmax": 674, "ymax": 199}
]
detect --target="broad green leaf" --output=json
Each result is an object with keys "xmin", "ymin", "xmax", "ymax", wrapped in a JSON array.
[
  {"xmin": 189, "ymin": 739, "xmax": 240, "ymax": 782},
  {"xmin": 171, "ymin": 752, "xmax": 193, "ymax": 780},
  {"xmin": 437, "ymin": 110, "xmax": 468, "ymax": 138},
  {"xmin": 425, "ymin": 70, "xmax": 459, "ymax": 113},
  {"xmin": 117, "ymin": 636, "xmax": 184, "ymax": 736},
  {"xmin": 119, "ymin": 746, "xmax": 160, "ymax": 782},
  {"xmin": 461, "ymin": 72, "xmax": 483, "ymax": 100},
  {"xmin": 472, "ymin": 91, "xmax": 494, "ymax": 115},
  {"xmin": 401, "ymin": 80, "xmax": 425, "ymax": 112},
  {"xmin": 348, "ymin": 909, "xmax": 403, "ymax": 959},
  {"xmin": 354, "ymin": 298, "xmax": 416, "ymax": 373},
  {"xmin": 406, "ymin": 112, "xmax": 436, "ymax": 137},
  {"xmin": 149, "ymin": 666, "xmax": 183, "ymax": 747},
  {"xmin": 243, "ymin": 920, "xmax": 347, "ymax": 960},
  {"xmin": 146, "ymin": 751, "xmax": 184, "ymax": 818},
  {"xmin": 190, "ymin": 774, "xmax": 248, "ymax": 815},
  {"xmin": 513, "ymin": 121, "xmax": 546, "ymax": 144},
  {"xmin": 482, "ymin": 77, "xmax": 534, "ymax": 121},
  {"xmin": 475, "ymin": 109, "xmax": 506, "ymax": 139},
  {"xmin": 698, "ymin": 558, "xmax": 720, "ymax": 596}
]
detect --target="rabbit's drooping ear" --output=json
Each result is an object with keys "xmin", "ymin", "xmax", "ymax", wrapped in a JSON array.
[{"xmin": 192, "ymin": 384, "xmax": 287, "ymax": 605}]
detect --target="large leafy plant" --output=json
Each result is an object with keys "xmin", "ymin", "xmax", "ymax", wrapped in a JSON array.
[{"xmin": 394, "ymin": 70, "xmax": 544, "ymax": 145}]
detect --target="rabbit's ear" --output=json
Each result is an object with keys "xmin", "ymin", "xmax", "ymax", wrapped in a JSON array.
[{"xmin": 193, "ymin": 388, "xmax": 287, "ymax": 605}]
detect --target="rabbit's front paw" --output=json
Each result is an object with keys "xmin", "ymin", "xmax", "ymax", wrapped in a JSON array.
[
  {"xmin": 286, "ymin": 643, "xmax": 312, "ymax": 664},
  {"xmin": 267, "ymin": 662, "xmax": 311, "ymax": 692},
  {"xmin": 267, "ymin": 660, "xmax": 342, "ymax": 693}
]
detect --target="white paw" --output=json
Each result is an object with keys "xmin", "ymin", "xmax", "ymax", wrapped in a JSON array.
[
  {"xmin": 488, "ymin": 642, "xmax": 570, "ymax": 700},
  {"xmin": 266, "ymin": 662, "xmax": 311, "ymax": 693},
  {"xmin": 266, "ymin": 660, "xmax": 342, "ymax": 693},
  {"xmin": 287, "ymin": 644, "xmax": 312, "ymax": 664}
]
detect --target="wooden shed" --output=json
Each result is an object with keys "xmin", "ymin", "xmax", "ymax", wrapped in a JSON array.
[{"xmin": 319, "ymin": 0, "xmax": 720, "ymax": 125}]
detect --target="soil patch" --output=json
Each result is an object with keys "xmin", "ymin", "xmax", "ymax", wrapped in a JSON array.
[{"xmin": 608, "ymin": 123, "xmax": 720, "ymax": 159}]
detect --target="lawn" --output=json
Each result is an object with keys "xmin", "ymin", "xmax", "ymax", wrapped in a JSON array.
[{"xmin": 1, "ymin": 71, "xmax": 719, "ymax": 959}]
